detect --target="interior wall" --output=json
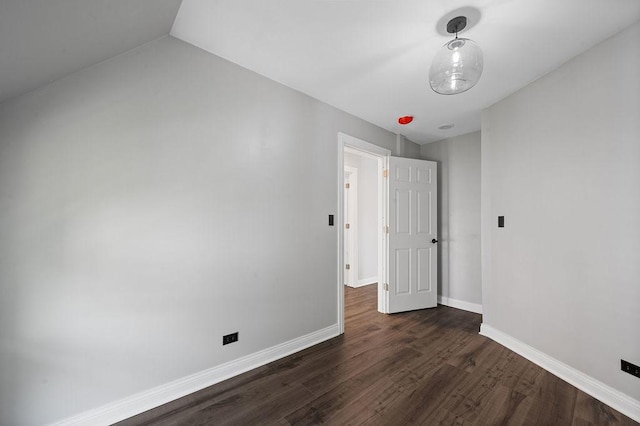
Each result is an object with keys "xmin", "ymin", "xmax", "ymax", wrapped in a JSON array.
[
  {"xmin": 403, "ymin": 136, "xmax": 422, "ymax": 159},
  {"xmin": 343, "ymin": 152, "xmax": 378, "ymax": 285},
  {"xmin": 392, "ymin": 133, "xmax": 422, "ymax": 159},
  {"xmin": 420, "ymin": 131, "xmax": 482, "ymax": 309},
  {"xmin": 0, "ymin": 36, "xmax": 403, "ymax": 425},
  {"xmin": 482, "ymin": 21, "xmax": 640, "ymax": 402}
]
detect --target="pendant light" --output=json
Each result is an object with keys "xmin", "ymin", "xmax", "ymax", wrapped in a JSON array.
[{"xmin": 429, "ymin": 16, "xmax": 483, "ymax": 95}]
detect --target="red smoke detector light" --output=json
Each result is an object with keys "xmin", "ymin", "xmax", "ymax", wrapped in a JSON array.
[{"xmin": 398, "ymin": 116, "xmax": 414, "ymax": 125}]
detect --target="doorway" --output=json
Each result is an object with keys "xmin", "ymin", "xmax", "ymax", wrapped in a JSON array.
[
  {"xmin": 337, "ymin": 133, "xmax": 389, "ymax": 332},
  {"xmin": 343, "ymin": 166, "xmax": 358, "ymax": 287},
  {"xmin": 337, "ymin": 133, "xmax": 439, "ymax": 332}
]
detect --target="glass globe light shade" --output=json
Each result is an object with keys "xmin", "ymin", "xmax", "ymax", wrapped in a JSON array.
[{"xmin": 429, "ymin": 37, "xmax": 483, "ymax": 95}]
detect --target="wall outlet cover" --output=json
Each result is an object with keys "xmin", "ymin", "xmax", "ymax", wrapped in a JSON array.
[{"xmin": 223, "ymin": 332, "xmax": 239, "ymax": 346}]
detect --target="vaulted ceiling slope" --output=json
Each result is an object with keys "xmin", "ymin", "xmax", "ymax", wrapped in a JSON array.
[
  {"xmin": 0, "ymin": 0, "xmax": 182, "ymax": 104},
  {"xmin": 172, "ymin": 0, "xmax": 640, "ymax": 144}
]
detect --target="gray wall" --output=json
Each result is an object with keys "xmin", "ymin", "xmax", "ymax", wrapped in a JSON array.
[
  {"xmin": 421, "ymin": 132, "xmax": 482, "ymax": 308},
  {"xmin": 482, "ymin": 21, "xmax": 640, "ymax": 401},
  {"xmin": 0, "ymin": 36, "xmax": 403, "ymax": 425},
  {"xmin": 403, "ymin": 136, "xmax": 422, "ymax": 159},
  {"xmin": 393, "ymin": 133, "xmax": 422, "ymax": 159}
]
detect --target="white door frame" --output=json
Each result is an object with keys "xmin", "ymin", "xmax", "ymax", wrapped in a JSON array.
[{"xmin": 337, "ymin": 132, "xmax": 391, "ymax": 333}]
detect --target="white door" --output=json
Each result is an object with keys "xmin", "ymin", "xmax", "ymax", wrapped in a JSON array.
[{"xmin": 387, "ymin": 156, "xmax": 438, "ymax": 313}]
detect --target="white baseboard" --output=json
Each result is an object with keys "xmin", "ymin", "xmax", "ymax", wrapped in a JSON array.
[
  {"xmin": 356, "ymin": 276, "xmax": 377, "ymax": 287},
  {"xmin": 480, "ymin": 324, "xmax": 640, "ymax": 423},
  {"xmin": 438, "ymin": 296, "xmax": 483, "ymax": 314},
  {"xmin": 51, "ymin": 324, "xmax": 341, "ymax": 426}
]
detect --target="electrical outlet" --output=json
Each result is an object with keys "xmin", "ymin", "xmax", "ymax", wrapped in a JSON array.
[
  {"xmin": 621, "ymin": 359, "xmax": 640, "ymax": 378},
  {"xmin": 223, "ymin": 332, "xmax": 238, "ymax": 346}
]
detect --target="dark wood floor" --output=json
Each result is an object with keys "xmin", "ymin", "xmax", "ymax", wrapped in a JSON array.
[{"xmin": 118, "ymin": 285, "xmax": 637, "ymax": 425}]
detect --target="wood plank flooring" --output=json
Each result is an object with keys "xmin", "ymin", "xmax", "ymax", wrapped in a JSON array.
[{"xmin": 117, "ymin": 285, "xmax": 638, "ymax": 425}]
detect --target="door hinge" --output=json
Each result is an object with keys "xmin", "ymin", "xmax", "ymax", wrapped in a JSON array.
[
  {"xmin": 345, "ymin": 264, "xmax": 351, "ymax": 270},
  {"xmin": 345, "ymin": 223, "xmax": 350, "ymax": 229},
  {"xmin": 383, "ymin": 169, "xmax": 389, "ymax": 178},
  {"xmin": 345, "ymin": 183, "xmax": 350, "ymax": 189},
  {"xmin": 385, "ymin": 225, "xmax": 389, "ymax": 234},
  {"xmin": 383, "ymin": 283, "xmax": 389, "ymax": 291}
]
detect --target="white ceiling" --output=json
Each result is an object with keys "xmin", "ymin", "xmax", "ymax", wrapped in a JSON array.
[
  {"xmin": 171, "ymin": 0, "xmax": 640, "ymax": 144},
  {"xmin": 0, "ymin": 0, "xmax": 181, "ymax": 104},
  {"xmin": 1, "ymin": 1, "xmax": 639, "ymax": 144}
]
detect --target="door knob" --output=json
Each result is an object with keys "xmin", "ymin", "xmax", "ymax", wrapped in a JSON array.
[{"xmin": 432, "ymin": 238, "xmax": 438, "ymax": 244}]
